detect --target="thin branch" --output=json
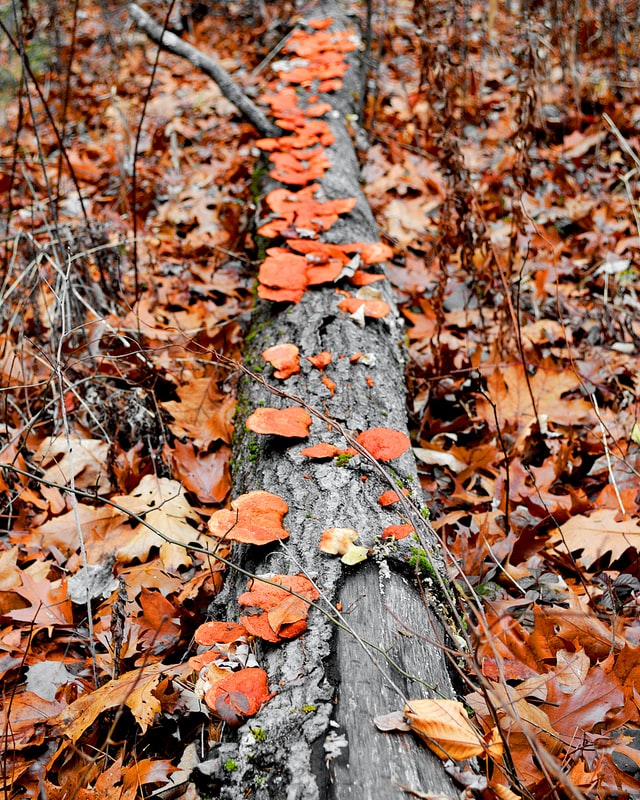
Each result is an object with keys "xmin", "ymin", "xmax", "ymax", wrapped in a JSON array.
[{"xmin": 128, "ymin": 3, "xmax": 282, "ymax": 138}]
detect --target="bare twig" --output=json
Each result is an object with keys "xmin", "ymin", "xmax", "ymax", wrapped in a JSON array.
[{"xmin": 128, "ymin": 3, "xmax": 282, "ymax": 138}]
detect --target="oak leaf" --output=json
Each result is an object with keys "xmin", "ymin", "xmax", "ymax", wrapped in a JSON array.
[
  {"xmin": 112, "ymin": 475, "xmax": 206, "ymax": 570},
  {"xmin": 551, "ymin": 508, "xmax": 640, "ymax": 569}
]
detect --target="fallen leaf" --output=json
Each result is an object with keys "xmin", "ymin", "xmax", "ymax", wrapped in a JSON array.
[
  {"xmin": 551, "ymin": 509, "xmax": 640, "ymax": 569},
  {"xmin": 112, "ymin": 475, "xmax": 206, "ymax": 571},
  {"xmin": 405, "ymin": 698, "xmax": 503, "ymax": 761}
]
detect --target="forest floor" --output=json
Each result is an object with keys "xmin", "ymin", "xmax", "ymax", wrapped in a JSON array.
[{"xmin": 1, "ymin": 1, "xmax": 640, "ymax": 798}]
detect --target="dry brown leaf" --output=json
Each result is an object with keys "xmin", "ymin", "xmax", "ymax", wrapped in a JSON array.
[
  {"xmin": 112, "ymin": 475, "xmax": 206, "ymax": 570},
  {"xmin": 551, "ymin": 508, "xmax": 640, "ymax": 569},
  {"xmin": 404, "ymin": 698, "xmax": 503, "ymax": 761}
]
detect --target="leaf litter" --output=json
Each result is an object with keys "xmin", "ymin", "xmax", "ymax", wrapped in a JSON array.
[{"xmin": 1, "ymin": 1, "xmax": 639, "ymax": 798}]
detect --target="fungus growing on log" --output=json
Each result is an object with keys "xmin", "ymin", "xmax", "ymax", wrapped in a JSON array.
[
  {"xmin": 238, "ymin": 574, "xmax": 320, "ymax": 643},
  {"xmin": 355, "ymin": 427, "xmax": 411, "ymax": 461},
  {"xmin": 261, "ymin": 343, "xmax": 301, "ymax": 379},
  {"xmin": 245, "ymin": 407, "xmax": 312, "ymax": 438},
  {"xmin": 207, "ymin": 490, "xmax": 289, "ymax": 545}
]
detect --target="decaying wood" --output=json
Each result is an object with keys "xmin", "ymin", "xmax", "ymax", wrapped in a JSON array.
[
  {"xmin": 128, "ymin": 3, "xmax": 281, "ymax": 138},
  {"xmin": 150, "ymin": 1, "xmax": 461, "ymax": 797}
]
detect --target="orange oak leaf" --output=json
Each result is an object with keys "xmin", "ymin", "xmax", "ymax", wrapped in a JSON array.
[
  {"xmin": 405, "ymin": 698, "xmax": 503, "ymax": 761},
  {"xmin": 356, "ymin": 428, "xmax": 411, "ymax": 461},
  {"xmin": 208, "ymin": 490, "xmax": 289, "ymax": 545},
  {"xmin": 261, "ymin": 343, "xmax": 301, "ymax": 379},
  {"xmin": 168, "ymin": 440, "xmax": 230, "ymax": 504},
  {"xmin": 245, "ymin": 406, "xmax": 312, "ymax": 438},
  {"xmin": 4, "ymin": 572, "xmax": 73, "ymax": 628}
]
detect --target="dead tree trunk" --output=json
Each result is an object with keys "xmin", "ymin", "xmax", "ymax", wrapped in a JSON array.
[{"xmin": 139, "ymin": 2, "xmax": 462, "ymax": 797}]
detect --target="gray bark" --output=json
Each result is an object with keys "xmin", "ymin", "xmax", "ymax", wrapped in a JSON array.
[{"xmin": 190, "ymin": 2, "xmax": 461, "ymax": 798}]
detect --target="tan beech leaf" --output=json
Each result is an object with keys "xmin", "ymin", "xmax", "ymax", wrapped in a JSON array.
[{"xmin": 404, "ymin": 698, "xmax": 503, "ymax": 761}]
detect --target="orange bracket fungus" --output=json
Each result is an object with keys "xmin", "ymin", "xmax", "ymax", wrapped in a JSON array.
[
  {"xmin": 207, "ymin": 490, "xmax": 289, "ymax": 545},
  {"xmin": 355, "ymin": 427, "xmax": 411, "ymax": 462},
  {"xmin": 245, "ymin": 406, "xmax": 313, "ymax": 438},
  {"xmin": 194, "ymin": 621, "xmax": 249, "ymax": 646},
  {"xmin": 206, "ymin": 667, "xmax": 274, "ymax": 725},
  {"xmin": 306, "ymin": 351, "xmax": 333, "ymax": 370},
  {"xmin": 238, "ymin": 574, "xmax": 320, "ymax": 643},
  {"xmin": 381, "ymin": 523, "xmax": 413, "ymax": 541},
  {"xmin": 377, "ymin": 489, "xmax": 409, "ymax": 507},
  {"xmin": 261, "ymin": 343, "xmax": 301, "ymax": 379}
]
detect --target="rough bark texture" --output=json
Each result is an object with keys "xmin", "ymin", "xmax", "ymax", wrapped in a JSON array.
[{"xmin": 192, "ymin": 2, "xmax": 460, "ymax": 798}]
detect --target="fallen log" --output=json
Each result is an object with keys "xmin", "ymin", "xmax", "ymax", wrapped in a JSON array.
[{"xmin": 133, "ymin": 3, "xmax": 462, "ymax": 798}]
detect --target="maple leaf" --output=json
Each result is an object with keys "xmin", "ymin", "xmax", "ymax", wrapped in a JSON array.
[
  {"xmin": 51, "ymin": 663, "xmax": 190, "ymax": 742},
  {"xmin": 111, "ymin": 475, "xmax": 207, "ymax": 570}
]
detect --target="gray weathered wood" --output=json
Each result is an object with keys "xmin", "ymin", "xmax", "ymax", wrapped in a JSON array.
[{"xmin": 191, "ymin": 2, "xmax": 461, "ymax": 798}]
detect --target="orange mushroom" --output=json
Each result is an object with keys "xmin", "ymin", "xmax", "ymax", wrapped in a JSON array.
[
  {"xmin": 262, "ymin": 343, "xmax": 300, "ymax": 379},
  {"xmin": 246, "ymin": 407, "xmax": 312, "ymax": 438},
  {"xmin": 355, "ymin": 428, "xmax": 411, "ymax": 461},
  {"xmin": 208, "ymin": 490, "xmax": 289, "ymax": 545}
]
